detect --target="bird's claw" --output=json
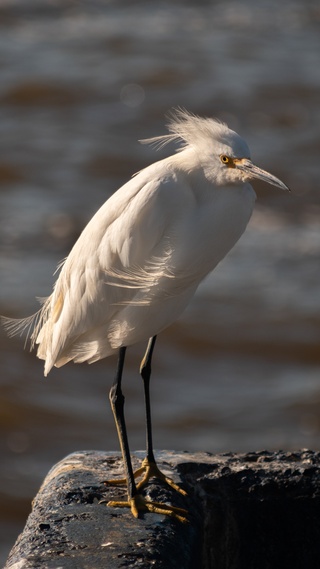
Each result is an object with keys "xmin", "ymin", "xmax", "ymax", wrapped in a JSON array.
[
  {"xmin": 104, "ymin": 457, "xmax": 187, "ymax": 496},
  {"xmin": 135, "ymin": 457, "xmax": 187, "ymax": 495},
  {"xmin": 106, "ymin": 494, "xmax": 189, "ymax": 523},
  {"xmin": 103, "ymin": 458, "xmax": 188, "ymax": 522}
]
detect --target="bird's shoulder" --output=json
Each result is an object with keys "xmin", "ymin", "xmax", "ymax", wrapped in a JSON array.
[
  {"xmin": 81, "ymin": 158, "xmax": 192, "ymax": 237},
  {"xmin": 58, "ymin": 159, "xmax": 186, "ymax": 277}
]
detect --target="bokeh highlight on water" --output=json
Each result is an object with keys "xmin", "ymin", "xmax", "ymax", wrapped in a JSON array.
[{"xmin": 1, "ymin": 0, "xmax": 320, "ymax": 562}]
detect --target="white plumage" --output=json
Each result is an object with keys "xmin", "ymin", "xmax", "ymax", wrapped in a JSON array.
[
  {"xmin": 3, "ymin": 109, "xmax": 289, "ymax": 522},
  {"xmin": 5, "ymin": 109, "xmax": 288, "ymax": 376}
]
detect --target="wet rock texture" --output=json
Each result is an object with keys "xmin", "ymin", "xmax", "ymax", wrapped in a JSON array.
[{"xmin": 5, "ymin": 449, "xmax": 320, "ymax": 569}]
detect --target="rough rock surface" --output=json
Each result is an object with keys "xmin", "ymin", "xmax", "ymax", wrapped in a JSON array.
[{"xmin": 5, "ymin": 449, "xmax": 320, "ymax": 568}]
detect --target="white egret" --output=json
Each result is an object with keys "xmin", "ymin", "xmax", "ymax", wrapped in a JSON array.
[{"xmin": 4, "ymin": 109, "xmax": 289, "ymax": 522}]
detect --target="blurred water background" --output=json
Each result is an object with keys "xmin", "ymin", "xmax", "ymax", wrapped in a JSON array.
[{"xmin": 1, "ymin": 0, "xmax": 320, "ymax": 562}]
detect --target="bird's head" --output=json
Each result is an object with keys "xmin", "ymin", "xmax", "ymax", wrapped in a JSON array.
[
  {"xmin": 146, "ymin": 109, "xmax": 289, "ymax": 192},
  {"xmin": 214, "ymin": 133, "xmax": 289, "ymax": 191}
]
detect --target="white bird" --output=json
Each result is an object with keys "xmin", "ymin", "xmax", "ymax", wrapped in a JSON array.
[{"xmin": 4, "ymin": 109, "xmax": 289, "ymax": 521}]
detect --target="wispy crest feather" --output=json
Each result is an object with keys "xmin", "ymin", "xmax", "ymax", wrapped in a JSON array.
[{"xmin": 140, "ymin": 108, "xmax": 227, "ymax": 152}]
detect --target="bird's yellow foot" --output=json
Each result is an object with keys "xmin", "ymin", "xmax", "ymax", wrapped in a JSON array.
[
  {"xmin": 106, "ymin": 493, "xmax": 188, "ymax": 523},
  {"xmin": 105, "ymin": 457, "xmax": 187, "ymax": 496}
]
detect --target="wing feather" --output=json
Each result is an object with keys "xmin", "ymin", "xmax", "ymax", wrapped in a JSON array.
[{"xmin": 6, "ymin": 165, "xmax": 187, "ymax": 374}]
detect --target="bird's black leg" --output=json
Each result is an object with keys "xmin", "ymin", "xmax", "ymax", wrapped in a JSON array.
[
  {"xmin": 108, "ymin": 346, "xmax": 137, "ymax": 501},
  {"xmin": 133, "ymin": 335, "xmax": 188, "ymax": 499},
  {"xmin": 105, "ymin": 341, "xmax": 188, "ymax": 521},
  {"xmin": 140, "ymin": 335, "xmax": 157, "ymax": 463}
]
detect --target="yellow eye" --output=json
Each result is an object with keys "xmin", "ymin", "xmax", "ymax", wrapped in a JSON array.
[{"xmin": 220, "ymin": 155, "xmax": 230, "ymax": 164}]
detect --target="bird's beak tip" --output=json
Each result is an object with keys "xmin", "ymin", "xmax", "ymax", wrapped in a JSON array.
[{"xmin": 236, "ymin": 159, "xmax": 290, "ymax": 192}]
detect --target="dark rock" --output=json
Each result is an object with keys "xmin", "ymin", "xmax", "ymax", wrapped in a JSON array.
[
  {"xmin": 5, "ymin": 449, "xmax": 320, "ymax": 568},
  {"xmin": 178, "ymin": 449, "xmax": 320, "ymax": 569},
  {"xmin": 5, "ymin": 450, "xmax": 201, "ymax": 569}
]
